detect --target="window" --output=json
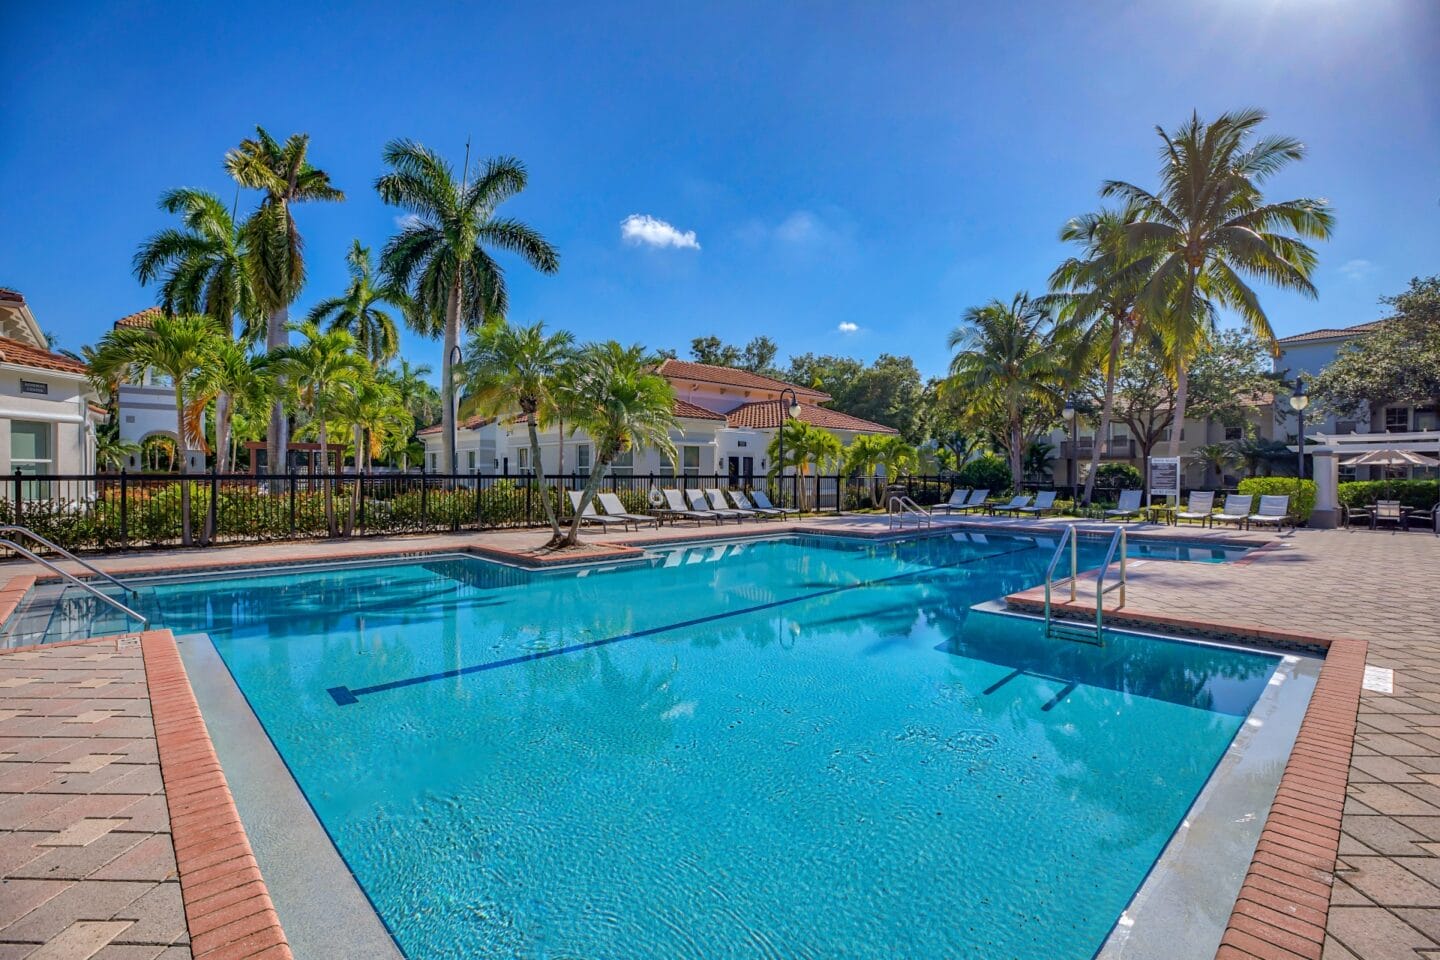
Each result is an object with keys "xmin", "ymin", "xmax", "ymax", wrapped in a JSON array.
[
  {"xmin": 576, "ymin": 444, "xmax": 591, "ymax": 475},
  {"xmin": 467, "ymin": 450, "xmax": 476, "ymax": 471},
  {"xmin": 681, "ymin": 445, "xmax": 701, "ymax": 476},
  {"xmin": 610, "ymin": 449, "xmax": 634, "ymax": 476},
  {"xmin": 518, "ymin": 447, "xmax": 529, "ymax": 471},
  {"xmin": 1223, "ymin": 426, "xmax": 1243, "ymax": 441},
  {"xmin": 1384, "ymin": 407, "xmax": 1410, "ymax": 433},
  {"xmin": 11, "ymin": 422, "xmax": 52, "ymax": 478},
  {"xmin": 429, "ymin": 452, "xmax": 438, "ymax": 470}
]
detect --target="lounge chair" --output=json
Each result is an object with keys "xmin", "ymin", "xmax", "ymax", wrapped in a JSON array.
[
  {"xmin": 930, "ymin": 489, "xmax": 971, "ymax": 515},
  {"xmin": 567, "ymin": 491, "xmax": 631, "ymax": 529},
  {"xmin": 954, "ymin": 489, "xmax": 991, "ymax": 514},
  {"xmin": 1211, "ymin": 494, "xmax": 1254, "ymax": 529},
  {"xmin": 1373, "ymin": 499, "xmax": 1408, "ymax": 531},
  {"xmin": 751, "ymin": 490, "xmax": 798, "ymax": 518},
  {"xmin": 1247, "ymin": 494, "xmax": 1293, "ymax": 531},
  {"xmin": 1016, "ymin": 490, "xmax": 1059, "ymax": 517},
  {"xmin": 989, "ymin": 494, "xmax": 1031, "ymax": 516},
  {"xmin": 729, "ymin": 489, "xmax": 785, "ymax": 519},
  {"xmin": 1176, "ymin": 491, "xmax": 1216, "ymax": 526},
  {"xmin": 688, "ymin": 488, "xmax": 746, "ymax": 523},
  {"xmin": 1103, "ymin": 490, "xmax": 1143, "ymax": 521},
  {"xmin": 596, "ymin": 492, "xmax": 660, "ymax": 529},
  {"xmin": 706, "ymin": 488, "xmax": 758, "ymax": 519},
  {"xmin": 660, "ymin": 487, "xmax": 722, "ymax": 525}
]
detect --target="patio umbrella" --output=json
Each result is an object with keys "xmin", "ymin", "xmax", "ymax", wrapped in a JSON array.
[{"xmin": 1339, "ymin": 448, "xmax": 1440, "ymax": 499}]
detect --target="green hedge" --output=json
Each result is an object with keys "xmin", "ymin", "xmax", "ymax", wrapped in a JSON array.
[
  {"xmin": 1095, "ymin": 463, "xmax": 1143, "ymax": 489},
  {"xmin": 1238, "ymin": 477, "xmax": 1316, "ymax": 524},
  {"xmin": 956, "ymin": 455, "xmax": 1011, "ymax": 492},
  {"xmin": 1337, "ymin": 479, "xmax": 1438, "ymax": 511}
]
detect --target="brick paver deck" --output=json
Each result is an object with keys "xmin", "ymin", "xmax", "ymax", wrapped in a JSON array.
[{"xmin": 0, "ymin": 517, "xmax": 1436, "ymax": 959}]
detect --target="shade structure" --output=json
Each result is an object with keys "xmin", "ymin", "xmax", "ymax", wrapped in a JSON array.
[{"xmin": 1340, "ymin": 448, "xmax": 1440, "ymax": 468}]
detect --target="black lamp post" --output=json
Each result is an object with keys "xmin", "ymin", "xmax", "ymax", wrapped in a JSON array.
[
  {"xmin": 1062, "ymin": 397, "xmax": 1077, "ymax": 501},
  {"xmin": 1290, "ymin": 378, "xmax": 1309, "ymax": 481},
  {"xmin": 448, "ymin": 344, "xmax": 463, "ymax": 474},
  {"xmin": 775, "ymin": 387, "xmax": 801, "ymax": 507}
]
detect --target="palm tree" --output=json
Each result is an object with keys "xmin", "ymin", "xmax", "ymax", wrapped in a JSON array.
[
  {"xmin": 1102, "ymin": 109, "xmax": 1334, "ymax": 457},
  {"xmin": 91, "ymin": 314, "xmax": 225, "ymax": 545},
  {"xmin": 465, "ymin": 321, "xmax": 575, "ymax": 543},
  {"xmin": 375, "ymin": 140, "xmax": 560, "ymax": 473},
  {"xmin": 193, "ymin": 340, "xmax": 272, "ymax": 476},
  {"xmin": 307, "ymin": 240, "xmax": 411, "ymax": 365},
  {"xmin": 1049, "ymin": 203, "xmax": 1150, "ymax": 505},
  {"xmin": 381, "ymin": 359, "xmax": 441, "ymax": 437},
  {"xmin": 226, "ymin": 127, "xmax": 345, "ymax": 471},
  {"xmin": 331, "ymin": 376, "xmax": 413, "ymax": 533},
  {"xmin": 94, "ymin": 428, "xmax": 141, "ymax": 472},
  {"xmin": 268, "ymin": 322, "xmax": 369, "ymax": 535},
  {"xmin": 1194, "ymin": 442, "xmax": 1239, "ymax": 485},
  {"xmin": 946, "ymin": 295, "xmax": 1073, "ymax": 493},
  {"xmin": 556, "ymin": 342, "xmax": 678, "ymax": 546},
  {"xmin": 767, "ymin": 420, "xmax": 843, "ymax": 511}
]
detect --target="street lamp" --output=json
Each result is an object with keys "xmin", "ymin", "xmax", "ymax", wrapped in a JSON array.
[
  {"xmin": 1061, "ymin": 398, "xmax": 1077, "ymax": 502},
  {"xmin": 776, "ymin": 387, "xmax": 801, "ymax": 507},
  {"xmin": 1289, "ymin": 378, "xmax": 1309, "ymax": 482},
  {"xmin": 448, "ymin": 344, "xmax": 463, "ymax": 475}
]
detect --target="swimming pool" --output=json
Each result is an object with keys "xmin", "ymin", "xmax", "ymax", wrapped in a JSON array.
[{"xmin": 30, "ymin": 532, "xmax": 1276, "ymax": 958}]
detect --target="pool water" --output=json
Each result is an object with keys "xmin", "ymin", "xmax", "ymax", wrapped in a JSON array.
[{"xmin": 55, "ymin": 533, "xmax": 1272, "ymax": 958}]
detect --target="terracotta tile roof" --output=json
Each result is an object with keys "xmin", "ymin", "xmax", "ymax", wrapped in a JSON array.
[
  {"xmin": 672, "ymin": 398, "xmax": 727, "ymax": 421},
  {"xmin": 0, "ymin": 288, "xmax": 23, "ymax": 304},
  {"xmin": 0, "ymin": 336, "xmax": 88, "ymax": 375},
  {"xmin": 725, "ymin": 400, "xmax": 898, "ymax": 434},
  {"xmin": 417, "ymin": 414, "xmax": 495, "ymax": 437},
  {"xmin": 115, "ymin": 307, "xmax": 162, "ymax": 329},
  {"xmin": 421, "ymin": 399, "xmax": 726, "ymax": 436},
  {"xmin": 1276, "ymin": 319, "xmax": 1386, "ymax": 345},
  {"xmin": 657, "ymin": 358, "xmax": 829, "ymax": 401}
]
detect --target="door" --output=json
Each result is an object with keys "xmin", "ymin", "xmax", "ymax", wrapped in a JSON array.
[
  {"xmin": 727, "ymin": 456, "xmax": 740, "ymax": 485},
  {"xmin": 742, "ymin": 456, "xmax": 754, "ymax": 483}
]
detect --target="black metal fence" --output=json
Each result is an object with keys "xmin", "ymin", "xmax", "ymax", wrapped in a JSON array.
[{"xmin": 0, "ymin": 470, "xmax": 1233, "ymax": 555}]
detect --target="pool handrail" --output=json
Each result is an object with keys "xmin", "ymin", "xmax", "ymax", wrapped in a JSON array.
[
  {"xmin": 0, "ymin": 537, "xmax": 149, "ymax": 630},
  {"xmin": 0, "ymin": 525, "xmax": 137, "ymax": 596},
  {"xmin": 1042, "ymin": 524, "xmax": 1078, "ymax": 635}
]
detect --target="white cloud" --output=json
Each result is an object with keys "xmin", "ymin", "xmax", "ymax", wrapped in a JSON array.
[
  {"xmin": 837, "ymin": 322, "xmax": 859, "ymax": 334},
  {"xmin": 1340, "ymin": 258, "xmax": 1376, "ymax": 280},
  {"xmin": 620, "ymin": 214, "xmax": 700, "ymax": 250},
  {"xmin": 393, "ymin": 213, "xmax": 425, "ymax": 230}
]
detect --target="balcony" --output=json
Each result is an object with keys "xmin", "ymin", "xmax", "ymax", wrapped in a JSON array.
[{"xmin": 1060, "ymin": 439, "xmax": 1136, "ymax": 460}]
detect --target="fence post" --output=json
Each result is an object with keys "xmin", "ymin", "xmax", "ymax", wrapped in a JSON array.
[
  {"xmin": 836, "ymin": 474, "xmax": 843, "ymax": 514},
  {"xmin": 358, "ymin": 472, "xmax": 367, "ymax": 535},
  {"xmin": 525, "ymin": 477, "xmax": 534, "ymax": 526},
  {"xmin": 208, "ymin": 467, "xmax": 219, "ymax": 546},
  {"xmin": 420, "ymin": 465, "xmax": 429, "ymax": 530},
  {"xmin": 119, "ymin": 469, "xmax": 129, "ymax": 550},
  {"xmin": 288, "ymin": 469, "xmax": 297, "ymax": 536},
  {"xmin": 450, "ymin": 474, "xmax": 459, "ymax": 533},
  {"xmin": 12, "ymin": 470, "xmax": 21, "ymax": 526}
]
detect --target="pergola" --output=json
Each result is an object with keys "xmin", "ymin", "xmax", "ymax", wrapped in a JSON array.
[{"xmin": 1307, "ymin": 430, "xmax": 1440, "ymax": 528}]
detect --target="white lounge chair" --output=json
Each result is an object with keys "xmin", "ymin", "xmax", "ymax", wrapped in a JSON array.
[
  {"xmin": 1016, "ymin": 491, "xmax": 1059, "ymax": 516},
  {"xmin": 751, "ymin": 490, "xmax": 797, "ymax": 517},
  {"xmin": 706, "ymin": 488, "xmax": 757, "ymax": 519},
  {"xmin": 930, "ymin": 489, "xmax": 972, "ymax": 515},
  {"xmin": 1104, "ymin": 490, "xmax": 1143, "ymax": 521},
  {"xmin": 597, "ymin": 492, "xmax": 660, "ymax": 529},
  {"xmin": 688, "ymin": 488, "xmax": 745, "ymax": 523},
  {"xmin": 1176, "ymin": 491, "xmax": 1216, "ymax": 526},
  {"xmin": 989, "ymin": 494, "xmax": 1031, "ymax": 516},
  {"xmin": 1211, "ymin": 494, "xmax": 1254, "ymax": 529},
  {"xmin": 1248, "ymin": 494, "xmax": 1293, "ymax": 531},
  {"xmin": 730, "ymin": 489, "xmax": 785, "ymax": 519},
  {"xmin": 660, "ymin": 488, "xmax": 722, "ymax": 525},
  {"xmin": 568, "ymin": 490, "xmax": 631, "ymax": 529}
]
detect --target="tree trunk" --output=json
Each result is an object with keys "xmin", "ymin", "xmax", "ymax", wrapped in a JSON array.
[
  {"xmin": 563, "ymin": 458, "xmax": 611, "ymax": 546},
  {"xmin": 1084, "ymin": 314, "xmax": 1124, "ymax": 506},
  {"xmin": 267, "ymin": 306, "xmax": 289, "ymax": 473},
  {"xmin": 1168, "ymin": 362, "xmax": 1189, "ymax": 459},
  {"xmin": 529, "ymin": 418, "xmax": 561, "ymax": 543},
  {"xmin": 319, "ymin": 415, "xmax": 334, "ymax": 536},
  {"xmin": 175, "ymin": 387, "xmax": 192, "ymax": 548},
  {"xmin": 215, "ymin": 393, "xmax": 230, "ymax": 474},
  {"xmin": 1009, "ymin": 419, "xmax": 1025, "ymax": 495},
  {"xmin": 440, "ymin": 272, "xmax": 463, "ymax": 474}
]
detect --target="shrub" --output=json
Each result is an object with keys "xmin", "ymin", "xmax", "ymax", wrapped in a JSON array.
[
  {"xmin": 956, "ymin": 455, "xmax": 1011, "ymax": 492},
  {"xmin": 1337, "ymin": 479, "xmax": 1437, "ymax": 512},
  {"xmin": 1238, "ymin": 477, "xmax": 1316, "ymax": 524},
  {"xmin": 1094, "ymin": 463, "xmax": 1143, "ymax": 489}
]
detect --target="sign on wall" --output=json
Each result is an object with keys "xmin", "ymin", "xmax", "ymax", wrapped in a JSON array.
[{"xmin": 1148, "ymin": 456, "xmax": 1181, "ymax": 502}]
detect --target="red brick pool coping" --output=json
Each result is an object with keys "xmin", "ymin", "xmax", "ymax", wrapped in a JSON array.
[{"xmin": 142, "ymin": 629, "xmax": 294, "ymax": 960}]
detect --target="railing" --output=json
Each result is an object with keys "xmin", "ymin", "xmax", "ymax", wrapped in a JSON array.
[
  {"xmin": 0, "ymin": 525, "xmax": 135, "ymax": 595},
  {"xmin": 0, "ymin": 538, "xmax": 148, "ymax": 629},
  {"xmin": 887, "ymin": 495, "xmax": 932, "ymax": 530},
  {"xmin": 1042, "ymin": 524, "xmax": 1078, "ymax": 634},
  {"xmin": 1058, "ymin": 439, "xmax": 1137, "ymax": 460},
  {"xmin": 1042, "ymin": 524, "xmax": 1125, "ymax": 643},
  {"xmin": 1092, "ymin": 526, "xmax": 1128, "ymax": 635}
]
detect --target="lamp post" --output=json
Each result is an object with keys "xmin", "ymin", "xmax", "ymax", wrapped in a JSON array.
[
  {"xmin": 1061, "ymin": 398, "xmax": 1077, "ymax": 503},
  {"xmin": 448, "ymin": 344, "xmax": 463, "ymax": 475},
  {"xmin": 775, "ymin": 387, "xmax": 801, "ymax": 508},
  {"xmin": 1290, "ymin": 378, "xmax": 1309, "ymax": 515}
]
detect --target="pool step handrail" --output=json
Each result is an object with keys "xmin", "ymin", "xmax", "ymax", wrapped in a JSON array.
[
  {"xmin": 0, "ymin": 525, "xmax": 137, "ymax": 596},
  {"xmin": 1043, "ymin": 525, "xmax": 1125, "ymax": 643},
  {"xmin": 1091, "ymin": 526, "xmax": 1127, "ymax": 637},
  {"xmin": 1042, "ymin": 525, "xmax": 1079, "ymax": 635},
  {"xmin": 888, "ymin": 495, "xmax": 932, "ymax": 530},
  {"xmin": 0, "ymin": 538, "xmax": 148, "ymax": 630}
]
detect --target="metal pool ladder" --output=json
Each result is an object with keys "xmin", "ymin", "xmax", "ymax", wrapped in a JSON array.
[
  {"xmin": 1042, "ymin": 525, "xmax": 1126, "ymax": 643},
  {"xmin": 0, "ymin": 525, "xmax": 148, "ymax": 630},
  {"xmin": 888, "ymin": 495, "xmax": 932, "ymax": 530}
]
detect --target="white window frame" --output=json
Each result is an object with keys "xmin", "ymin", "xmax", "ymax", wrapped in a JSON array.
[
  {"xmin": 610, "ymin": 449, "xmax": 634, "ymax": 476},
  {"xmin": 575, "ymin": 443, "xmax": 591, "ymax": 475},
  {"xmin": 10, "ymin": 420, "xmax": 53, "ymax": 476}
]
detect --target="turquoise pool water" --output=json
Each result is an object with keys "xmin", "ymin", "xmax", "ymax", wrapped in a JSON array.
[{"xmin": 61, "ymin": 533, "xmax": 1271, "ymax": 958}]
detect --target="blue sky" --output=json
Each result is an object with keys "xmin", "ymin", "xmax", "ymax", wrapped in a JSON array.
[{"xmin": 3, "ymin": 1, "xmax": 1437, "ymax": 380}]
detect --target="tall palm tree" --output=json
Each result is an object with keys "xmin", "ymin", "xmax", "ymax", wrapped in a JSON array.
[
  {"xmin": 307, "ymin": 240, "xmax": 411, "ymax": 365},
  {"xmin": 767, "ymin": 420, "xmax": 843, "ymax": 511},
  {"xmin": 226, "ymin": 127, "xmax": 345, "ymax": 471},
  {"xmin": 268, "ymin": 322, "xmax": 369, "ymax": 535},
  {"xmin": 556, "ymin": 342, "xmax": 678, "ymax": 546},
  {"xmin": 1102, "ymin": 109, "xmax": 1333, "ymax": 457},
  {"xmin": 91, "ymin": 314, "xmax": 225, "ymax": 545},
  {"xmin": 375, "ymin": 140, "xmax": 559, "ymax": 473},
  {"xmin": 946, "ymin": 294, "xmax": 1073, "ymax": 493},
  {"xmin": 1049, "ymin": 203, "xmax": 1150, "ymax": 505},
  {"xmin": 464, "ymin": 320, "xmax": 576, "ymax": 543},
  {"xmin": 381, "ymin": 358, "xmax": 441, "ymax": 437},
  {"xmin": 193, "ymin": 340, "xmax": 272, "ymax": 476}
]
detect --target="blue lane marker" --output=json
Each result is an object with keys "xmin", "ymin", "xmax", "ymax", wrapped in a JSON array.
[{"xmin": 327, "ymin": 542, "xmax": 1039, "ymax": 706}]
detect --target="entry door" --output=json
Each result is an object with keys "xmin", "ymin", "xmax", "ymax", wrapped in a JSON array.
[
  {"xmin": 727, "ymin": 456, "xmax": 740, "ymax": 485},
  {"xmin": 742, "ymin": 456, "xmax": 754, "ymax": 482}
]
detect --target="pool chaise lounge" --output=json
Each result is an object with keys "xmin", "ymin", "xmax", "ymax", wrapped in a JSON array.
[
  {"xmin": 990, "ymin": 494, "xmax": 1032, "ymax": 516},
  {"xmin": 750, "ymin": 490, "xmax": 797, "ymax": 517},
  {"xmin": 596, "ymin": 492, "xmax": 661, "ymax": 529},
  {"xmin": 660, "ymin": 488, "xmax": 723, "ymax": 524},
  {"xmin": 1103, "ymin": 489, "xmax": 1143, "ymax": 521},
  {"xmin": 932, "ymin": 488, "xmax": 989, "ymax": 515},
  {"xmin": 1016, "ymin": 491, "xmax": 1059, "ymax": 517},
  {"xmin": 1176, "ymin": 491, "xmax": 1217, "ymax": 526},
  {"xmin": 568, "ymin": 491, "xmax": 635, "ymax": 529},
  {"xmin": 707, "ymin": 488, "xmax": 759, "ymax": 519},
  {"xmin": 729, "ymin": 489, "xmax": 786, "ymax": 519},
  {"xmin": 1211, "ymin": 494, "xmax": 1254, "ymax": 529},
  {"xmin": 687, "ymin": 488, "xmax": 748, "ymax": 523},
  {"xmin": 1246, "ymin": 494, "xmax": 1293, "ymax": 531}
]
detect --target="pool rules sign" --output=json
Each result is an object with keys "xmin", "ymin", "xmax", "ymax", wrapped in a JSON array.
[{"xmin": 1148, "ymin": 457, "xmax": 1181, "ymax": 505}]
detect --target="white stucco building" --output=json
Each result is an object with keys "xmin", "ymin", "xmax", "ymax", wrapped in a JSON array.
[
  {"xmin": 111, "ymin": 307, "xmax": 205, "ymax": 472},
  {"xmin": 419, "ymin": 359, "xmax": 897, "ymax": 481},
  {"xmin": 0, "ymin": 289, "xmax": 102, "ymax": 477}
]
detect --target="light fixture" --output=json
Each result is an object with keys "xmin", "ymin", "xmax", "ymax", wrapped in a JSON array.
[
  {"xmin": 1062, "ymin": 400, "xmax": 1076, "ymax": 422},
  {"xmin": 788, "ymin": 399, "xmax": 802, "ymax": 418}
]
